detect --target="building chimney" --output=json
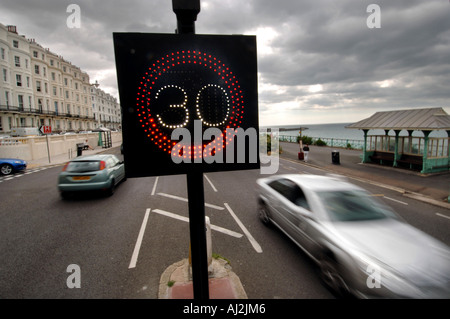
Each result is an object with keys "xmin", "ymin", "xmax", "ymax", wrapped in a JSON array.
[{"xmin": 7, "ymin": 25, "xmax": 17, "ymax": 34}]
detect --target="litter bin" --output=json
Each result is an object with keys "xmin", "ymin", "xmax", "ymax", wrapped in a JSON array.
[
  {"xmin": 332, "ymin": 150, "xmax": 340, "ymax": 164},
  {"xmin": 76, "ymin": 143, "xmax": 83, "ymax": 157}
]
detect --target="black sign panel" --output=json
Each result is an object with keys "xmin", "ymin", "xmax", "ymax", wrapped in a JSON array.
[{"xmin": 113, "ymin": 33, "xmax": 259, "ymax": 178}]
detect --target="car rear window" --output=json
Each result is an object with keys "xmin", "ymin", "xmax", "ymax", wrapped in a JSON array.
[{"xmin": 66, "ymin": 161, "xmax": 101, "ymax": 173}]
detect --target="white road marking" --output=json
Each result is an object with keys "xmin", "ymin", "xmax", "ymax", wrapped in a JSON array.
[
  {"xmin": 436, "ymin": 213, "xmax": 450, "ymax": 220},
  {"xmin": 204, "ymin": 174, "xmax": 218, "ymax": 192},
  {"xmin": 383, "ymin": 196, "xmax": 408, "ymax": 205},
  {"xmin": 157, "ymin": 192, "xmax": 224, "ymax": 210},
  {"xmin": 224, "ymin": 203, "xmax": 262, "ymax": 253},
  {"xmin": 129, "ymin": 208, "xmax": 151, "ymax": 269},
  {"xmin": 151, "ymin": 176, "xmax": 159, "ymax": 196},
  {"xmin": 152, "ymin": 209, "xmax": 243, "ymax": 238}
]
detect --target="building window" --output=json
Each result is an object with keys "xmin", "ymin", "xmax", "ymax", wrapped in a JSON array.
[
  {"xmin": 36, "ymin": 81, "xmax": 41, "ymax": 92},
  {"xmin": 51, "ymin": 72, "xmax": 55, "ymax": 81},
  {"xmin": 35, "ymin": 65, "xmax": 40, "ymax": 74},
  {"xmin": 33, "ymin": 51, "xmax": 38, "ymax": 58},
  {"xmin": 2, "ymin": 69, "xmax": 7, "ymax": 82},
  {"xmin": 16, "ymin": 74, "xmax": 22, "ymax": 86},
  {"xmin": 1, "ymin": 48, "xmax": 5, "ymax": 60},
  {"xmin": 13, "ymin": 40, "xmax": 19, "ymax": 48},
  {"xmin": 53, "ymin": 86, "xmax": 57, "ymax": 96},
  {"xmin": 18, "ymin": 95, "xmax": 24, "ymax": 109},
  {"xmin": 14, "ymin": 56, "xmax": 20, "ymax": 67},
  {"xmin": 5, "ymin": 92, "xmax": 9, "ymax": 106}
]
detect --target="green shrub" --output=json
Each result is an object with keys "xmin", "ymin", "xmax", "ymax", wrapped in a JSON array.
[
  {"xmin": 315, "ymin": 138, "xmax": 327, "ymax": 146},
  {"xmin": 297, "ymin": 135, "xmax": 313, "ymax": 145}
]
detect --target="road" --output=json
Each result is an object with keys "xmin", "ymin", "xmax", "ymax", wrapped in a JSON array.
[{"xmin": 0, "ymin": 146, "xmax": 449, "ymax": 298}]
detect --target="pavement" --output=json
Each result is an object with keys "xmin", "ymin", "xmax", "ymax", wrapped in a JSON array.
[
  {"xmin": 25, "ymin": 139, "xmax": 449, "ymax": 299},
  {"xmin": 279, "ymin": 142, "xmax": 450, "ymax": 210}
]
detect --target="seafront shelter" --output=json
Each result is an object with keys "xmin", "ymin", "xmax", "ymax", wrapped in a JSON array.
[{"xmin": 346, "ymin": 108, "xmax": 450, "ymax": 174}]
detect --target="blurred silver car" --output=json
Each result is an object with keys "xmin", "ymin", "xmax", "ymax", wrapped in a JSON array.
[
  {"xmin": 58, "ymin": 154, "xmax": 126, "ymax": 198},
  {"xmin": 256, "ymin": 174, "xmax": 450, "ymax": 298}
]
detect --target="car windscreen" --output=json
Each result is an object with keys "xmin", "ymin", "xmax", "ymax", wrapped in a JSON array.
[
  {"xmin": 66, "ymin": 161, "xmax": 101, "ymax": 173},
  {"xmin": 318, "ymin": 190, "xmax": 397, "ymax": 222}
]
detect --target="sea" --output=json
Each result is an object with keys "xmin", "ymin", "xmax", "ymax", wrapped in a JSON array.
[{"xmin": 263, "ymin": 123, "xmax": 447, "ymax": 141}]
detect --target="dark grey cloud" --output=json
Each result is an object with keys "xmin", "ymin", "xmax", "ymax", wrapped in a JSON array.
[{"xmin": 1, "ymin": 0, "xmax": 449, "ymax": 124}]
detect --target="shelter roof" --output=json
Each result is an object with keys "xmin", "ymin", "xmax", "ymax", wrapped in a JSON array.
[{"xmin": 346, "ymin": 108, "xmax": 450, "ymax": 131}]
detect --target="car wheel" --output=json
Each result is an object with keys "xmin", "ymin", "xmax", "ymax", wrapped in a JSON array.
[
  {"xmin": 318, "ymin": 252, "xmax": 350, "ymax": 297},
  {"xmin": 60, "ymin": 191, "xmax": 71, "ymax": 200},
  {"xmin": 0, "ymin": 164, "xmax": 13, "ymax": 175},
  {"xmin": 107, "ymin": 179, "xmax": 116, "ymax": 196},
  {"xmin": 258, "ymin": 202, "xmax": 271, "ymax": 226}
]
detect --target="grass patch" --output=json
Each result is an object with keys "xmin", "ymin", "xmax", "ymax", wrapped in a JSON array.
[
  {"xmin": 212, "ymin": 253, "xmax": 231, "ymax": 264},
  {"xmin": 167, "ymin": 280, "xmax": 175, "ymax": 287}
]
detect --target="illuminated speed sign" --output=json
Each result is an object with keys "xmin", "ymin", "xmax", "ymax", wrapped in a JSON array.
[{"xmin": 113, "ymin": 33, "xmax": 259, "ymax": 178}]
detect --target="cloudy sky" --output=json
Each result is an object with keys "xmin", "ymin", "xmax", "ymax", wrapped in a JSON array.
[{"xmin": 1, "ymin": 0, "xmax": 449, "ymax": 125}]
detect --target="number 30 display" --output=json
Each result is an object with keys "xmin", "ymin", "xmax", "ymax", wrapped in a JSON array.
[{"xmin": 114, "ymin": 33, "xmax": 259, "ymax": 178}]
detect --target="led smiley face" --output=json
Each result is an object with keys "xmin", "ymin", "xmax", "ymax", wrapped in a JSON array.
[{"xmin": 136, "ymin": 50, "xmax": 245, "ymax": 161}]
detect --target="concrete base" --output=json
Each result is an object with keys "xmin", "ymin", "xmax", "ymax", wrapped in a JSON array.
[{"xmin": 158, "ymin": 258, "xmax": 248, "ymax": 299}]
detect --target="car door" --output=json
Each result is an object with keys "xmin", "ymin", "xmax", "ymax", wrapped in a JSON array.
[
  {"xmin": 266, "ymin": 179, "xmax": 290, "ymax": 228},
  {"xmin": 270, "ymin": 179, "xmax": 317, "ymax": 253},
  {"xmin": 267, "ymin": 179, "xmax": 302, "ymax": 241}
]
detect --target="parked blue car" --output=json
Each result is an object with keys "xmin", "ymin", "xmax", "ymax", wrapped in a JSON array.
[{"xmin": 0, "ymin": 158, "xmax": 27, "ymax": 175}]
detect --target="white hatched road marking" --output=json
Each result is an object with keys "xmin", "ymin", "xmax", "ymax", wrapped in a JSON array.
[
  {"xmin": 224, "ymin": 203, "xmax": 263, "ymax": 253},
  {"xmin": 152, "ymin": 209, "xmax": 243, "ymax": 238},
  {"xmin": 157, "ymin": 192, "xmax": 224, "ymax": 210},
  {"xmin": 129, "ymin": 208, "xmax": 151, "ymax": 269}
]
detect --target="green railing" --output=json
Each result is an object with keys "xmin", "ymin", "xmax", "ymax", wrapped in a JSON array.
[{"xmin": 278, "ymin": 135, "xmax": 364, "ymax": 150}]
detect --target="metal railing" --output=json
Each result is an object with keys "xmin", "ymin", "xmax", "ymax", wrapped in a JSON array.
[
  {"xmin": 278, "ymin": 135, "xmax": 364, "ymax": 150},
  {"xmin": 0, "ymin": 104, "xmax": 95, "ymax": 120}
]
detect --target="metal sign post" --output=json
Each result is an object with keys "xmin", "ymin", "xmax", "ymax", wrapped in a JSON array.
[
  {"xmin": 39, "ymin": 125, "xmax": 52, "ymax": 163},
  {"xmin": 172, "ymin": 0, "xmax": 209, "ymax": 300}
]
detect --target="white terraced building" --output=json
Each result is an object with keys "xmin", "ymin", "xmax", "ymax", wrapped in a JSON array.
[{"xmin": 0, "ymin": 23, "xmax": 121, "ymax": 135}]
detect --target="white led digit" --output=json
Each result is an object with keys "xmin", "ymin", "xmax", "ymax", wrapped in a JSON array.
[
  {"xmin": 195, "ymin": 84, "xmax": 230, "ymax": 127},
  {"xmin": 155, "ymin": 85, "xmax": 189, "ymax": 129}
]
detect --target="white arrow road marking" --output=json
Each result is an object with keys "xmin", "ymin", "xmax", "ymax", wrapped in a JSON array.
[
  {"xmin": 152, "ymin": 209, "xmax": 243, "ymax": 239},
  {"xmin": 224, "ymin": 203, "xmax": 263, "ymax": 253},
  {"xmin": 157, "ymin": 192, "xmax": 224, "ymax": 210}
]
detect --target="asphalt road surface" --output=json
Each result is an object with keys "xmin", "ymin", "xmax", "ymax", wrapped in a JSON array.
[{"xmin": 0, "ymin": 146, "xmax": 449, "ymax": 298}]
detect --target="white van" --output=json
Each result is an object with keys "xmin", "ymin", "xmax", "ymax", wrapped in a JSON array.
[{"xmin": 10, "ymin": 127, "xmax": 40, "ymax": 137}]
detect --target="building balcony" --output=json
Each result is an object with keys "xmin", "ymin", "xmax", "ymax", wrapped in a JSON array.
[{"xmin": 0, "ymin": 104, "xmax": 95, "ymax": 120}]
